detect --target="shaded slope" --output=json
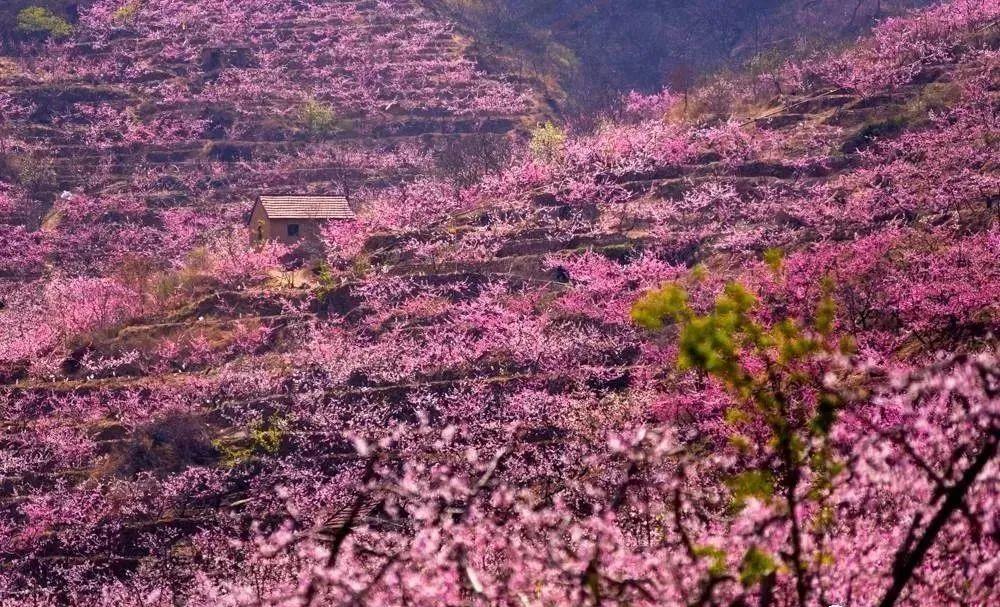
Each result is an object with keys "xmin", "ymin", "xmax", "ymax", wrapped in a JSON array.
[{"xmin": 434, "ymin": 0, "xmax": 933, "ymax": 109}]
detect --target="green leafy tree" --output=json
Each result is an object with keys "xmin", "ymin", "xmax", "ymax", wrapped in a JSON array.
[
  {"xmin": 632, "ymin": 276, "xmax": 855, "ymax": 606},
  {"xmin": 16, "ymin": 7, "xmax": 72, "ymax": 39}
]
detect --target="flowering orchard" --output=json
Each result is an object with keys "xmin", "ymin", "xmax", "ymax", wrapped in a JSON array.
[
  {"xmin": 0, "ymin": 0, "xmax": 535, "ymax": 280},
  {"xmin": 0, "ymin": 0, "xmax": 999, "ymax": 605}
]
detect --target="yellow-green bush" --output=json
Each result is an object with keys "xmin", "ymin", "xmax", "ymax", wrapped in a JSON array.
[
  {"xmin": 299, "ymin": 99, "xmax": 351, "ymax": 136},
  {"xmin": 214, "ymin": 419, "xmax": 285, "ymax": 468},
  {"xmin": 529, "ymin": 121, "xmax": 566, "ymax": 162},
  {"xmin": 113, "ymin": 0, "xmax": 142, "ymax": 23},
  {"xmin": 16, "ymin": 7, "xmax": 72, "ymax": 38}
]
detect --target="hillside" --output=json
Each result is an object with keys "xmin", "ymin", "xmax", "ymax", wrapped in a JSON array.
[
  {"xmin": 0, "ymin": 0, "xmax": 539, "ymax": 276},
  {"xmin": 0, "ymin": 1, "xmax": 938, "ymax": 113},
  {"xmin": 1, "ymin": 1, "xmax": 999, "ymax": 605},
  {"xmin": 434, "ymin": 0, "xmax": 934, "ymax": 109}
]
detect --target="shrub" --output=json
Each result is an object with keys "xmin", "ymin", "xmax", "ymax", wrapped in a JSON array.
[
  {"xmin": 621, "ymin": 89, "xmax": 681, "ymax": 121},
  {"xmin": 529, "ymin": 121, "xmax": 566, "ymax": 162},
  {"xmin": 102, "ymin": 415, "xmax": 219, "ymax": 478},
  {"xmin": 16, "ymin": 7, "xmax": 73, "ymax": 39},
  {"xmin": 906, "ymin": 81, "xmax": 963, "ymax": 116},
  {"xmin": 435, "ymin": 133, "xmax": 513, "ymax": 188},
  {"xmin": 44, "ymin": 276, "xmax": 143, "ymax": 342},
  {"xmin": 299, "ymin": 99, "xmax": 339, "ymax": 135},
  {"xmin": 114, "ymin": 254, "xmax": 160, "ymax": 314},
  {"xmin": 213, "ymin": 419, "xmax": 284, "ymax": 468},
  {"xmin": 113, "ymin": 1, "xmax": 142, "ymax": 23},
  {"xmin": 204, "ymin": 228, "xmax": 289, "ymax": 285},
  {"xmin": 15, "ymin": 155, "xmax": 56, "ymax": 195}
]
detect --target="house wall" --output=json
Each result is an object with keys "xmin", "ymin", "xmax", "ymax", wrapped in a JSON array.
[
  {"xmin": 249, "ymin": 204, "xmax": 270, "ymax": 244},
  {"xmin": 267, "ymin": 218, "xmax": 325, "ymax": 249},
  {"xmin": 249, "ymin": 209, "xmax": 328, "ymax": 255},
  {"xmin": 249, "ymin": 202, "xmax": 351, "ymax": 257}
]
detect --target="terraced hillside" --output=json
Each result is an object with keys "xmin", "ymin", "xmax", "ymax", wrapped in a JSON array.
[
  {"xmin": 0, "ymin": 0, "xmax": 538, "ymax": 277},
  {"xmin": 1, "ymin": 1, "xmax": 999, "ymax": 605}
]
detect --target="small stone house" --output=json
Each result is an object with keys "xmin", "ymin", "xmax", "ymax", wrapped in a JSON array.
[{"xmin": 249, "ymin": 195, "xmax": 355, "ymax": 251}]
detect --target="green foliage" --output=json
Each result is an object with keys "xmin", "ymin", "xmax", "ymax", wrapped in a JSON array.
[
  {"xmin": 351, "ymin": 253, "xmax": 372, "ymax": 278},
  {"xmin": 315, "ymin": 260, "xmax": 335, "ymax": 286},
  {"xmin": 727, "ymin": 433, "xmax": 751, "ymax": 453},
  {"xmin": 633, "ymin": 274, "xmax": 856, "ymax": 597},
  {"xmin": 630, "ymin": 283, "xmax": 690, "ymax": 331},
  {"xmin": 812, "ymin": 505, "xmax": 837, "ymax": 534},
  {"xmin": 726, "ymin": 470, "xmax": 775, "ymax": 511},
  {"xmin": 763, "ymin": 247, "xmax": 784, "ymax": 273},
  {"xmin": 312, "ymin": 260, "xmax": 343, "ymax": 299},
  {"xmin": 811, "ymin": 393, "xmax": 839, "ymax": 436},
  {"xmin": 251, "ymin": 424, "xmax": 283, "ymax": 454},
  {"xmin": 635, "ymin": 282, "xmax": 759, "ymax": 379},
  {"xmin": 813, "ymin": 278, "xmax": 836, "ymax": 338},
  {"xmin": 679, "ymin": 283, "xmax": 757, "ymax": 376},
  {"xmin": 837, "ymin": 334, "xmax": 857, "ymax": 356},
  {"xmin": 633, "ymin": 278, "xmax": 841, "ymax": 403},
  {"xmin": 724, "ymin": 406, "xmax": 749, "ymax": 425},
  {"xmin": 739, "ymin": 546, "xmax": 777, "ymax": 586},
  {"xmin": 16, "ymin": 7, "xmax": 72, "ymax": 38},
  {"xmin": 214, "ymin": 419, "xmax": 285, "ymax": 468},
  {"xmin": 299, "ymin": 99, "xmax": 347, "ymax": 136},
  {"xmin": 693, "ymin": 545, "xmax": 729, "ymax": 578},
  {"xmin": 113, "ymin": 0, "xmax": 142, "ymax": 23},
  {"xmin": 529, "ymin": 121, "xmax": 566, "ymax": 162}
]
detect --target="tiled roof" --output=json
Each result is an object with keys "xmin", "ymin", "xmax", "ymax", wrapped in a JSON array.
[{"xmin": 259, "ymin": 196, "xmax": 354, "ymax": 219}]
